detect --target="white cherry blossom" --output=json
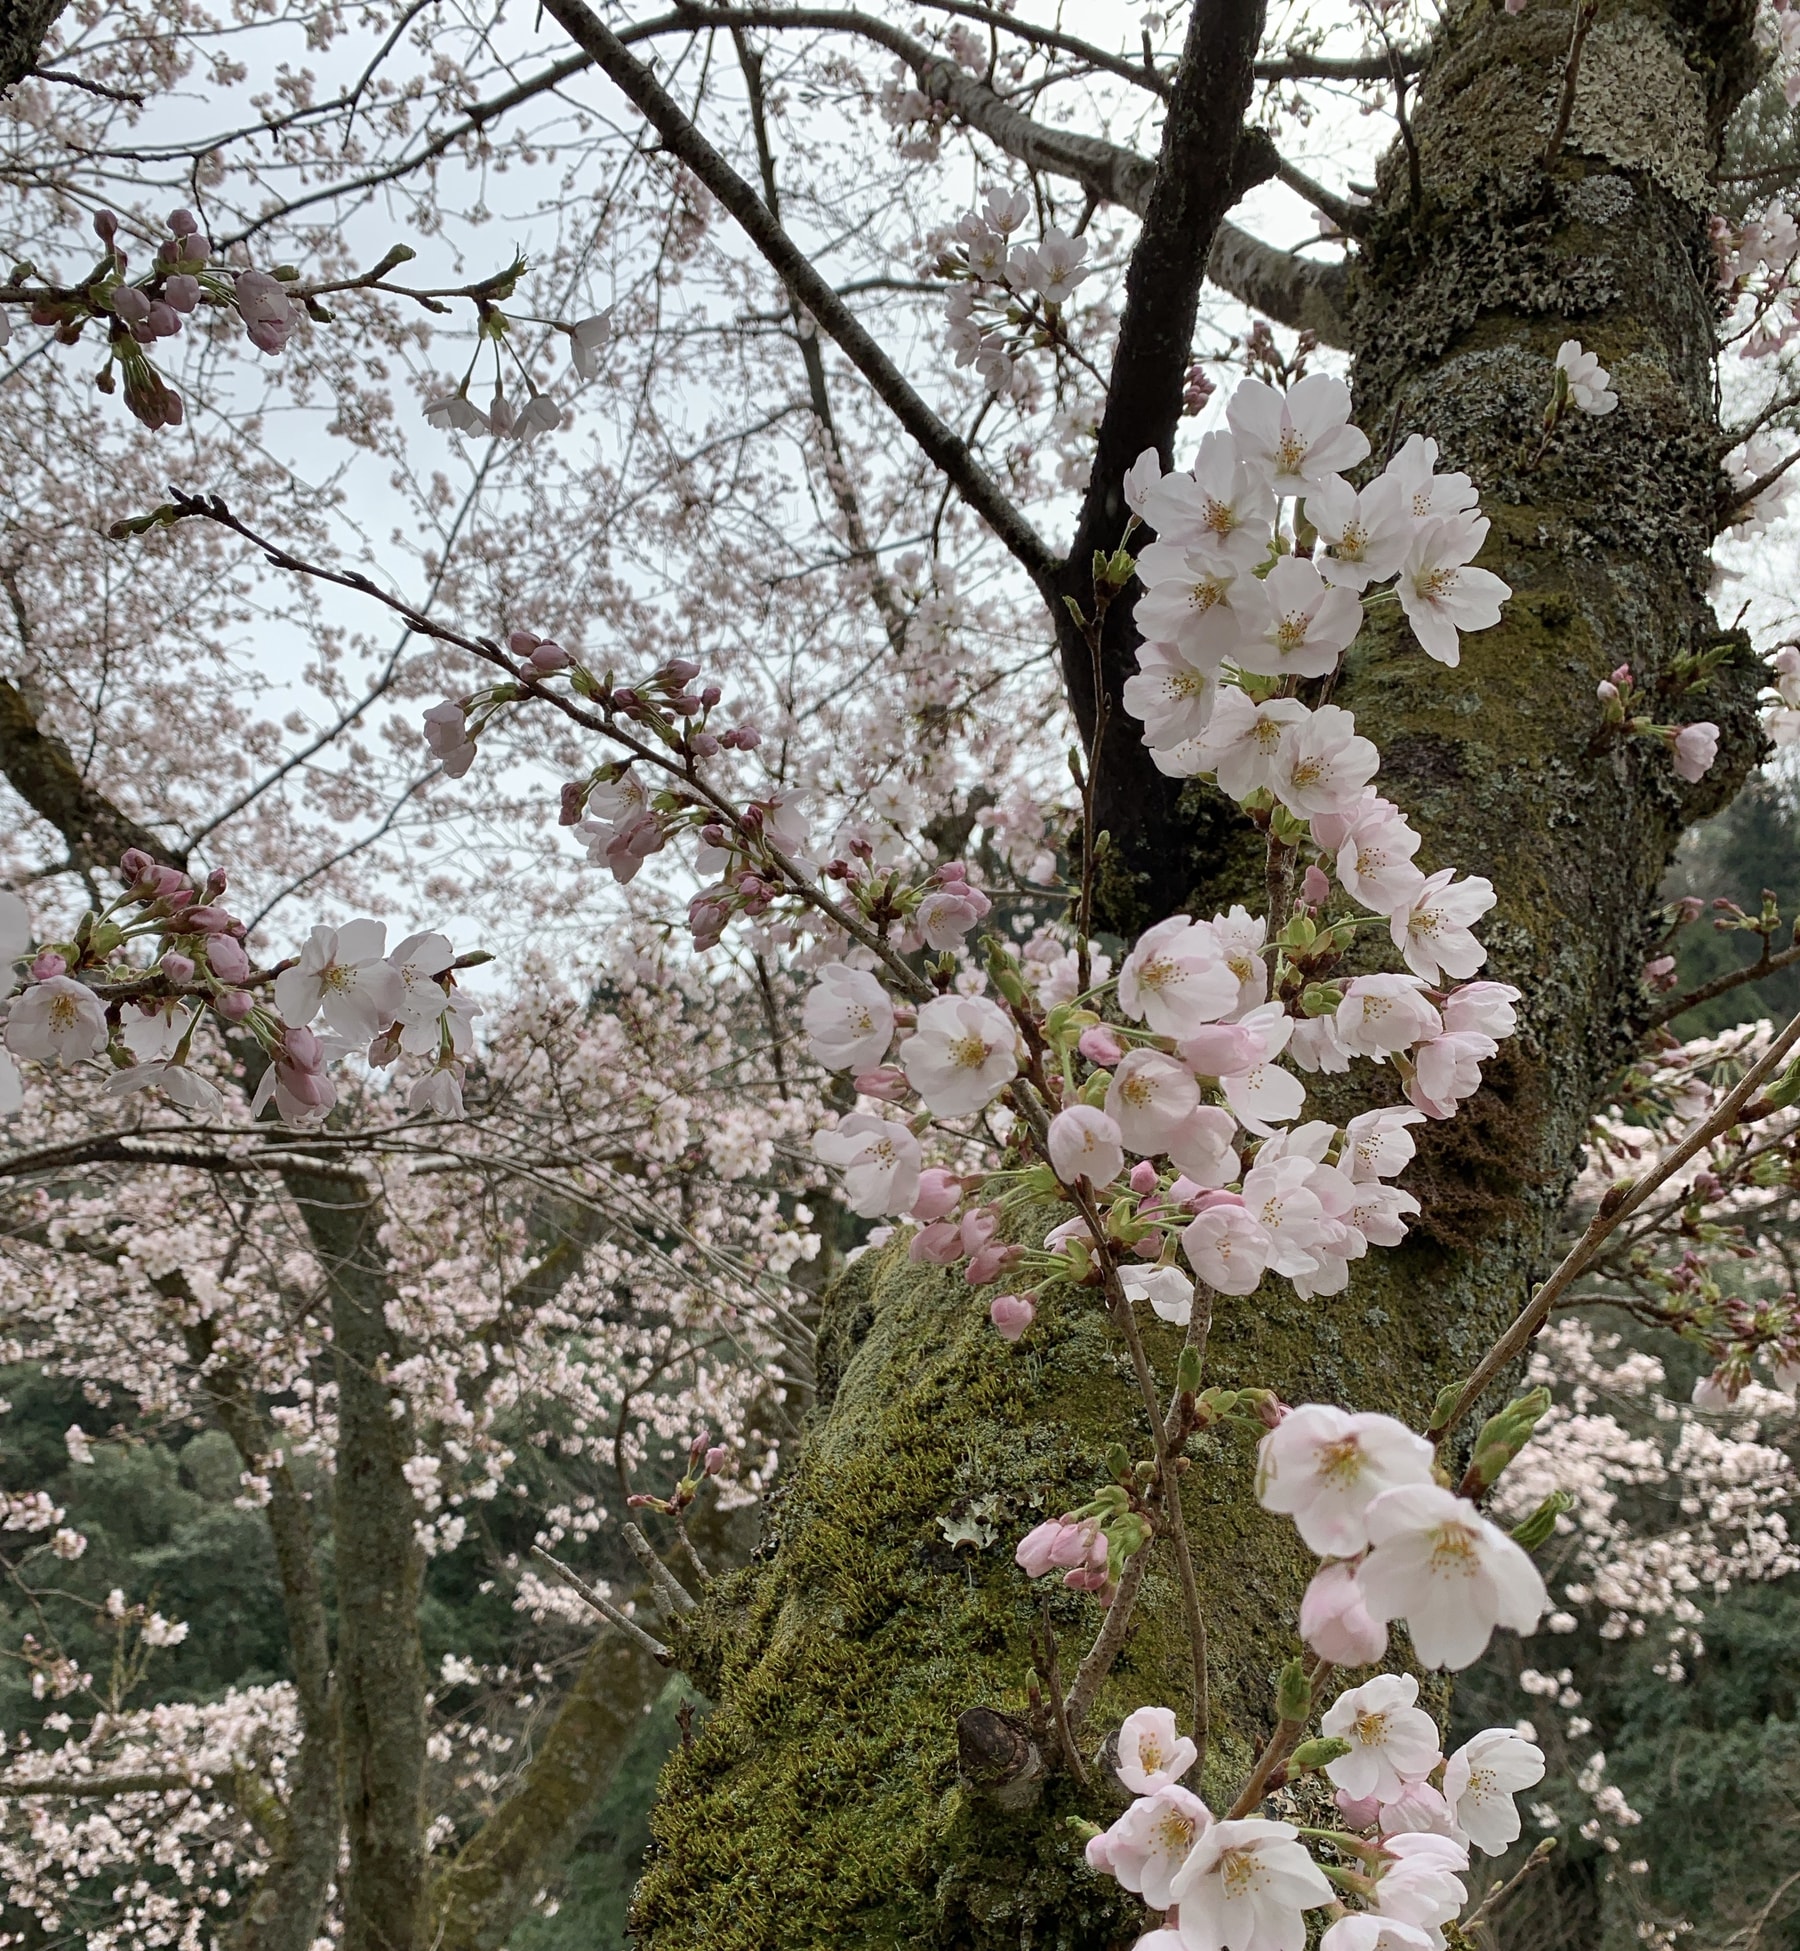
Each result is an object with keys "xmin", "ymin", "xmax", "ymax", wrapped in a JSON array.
[
  {"xmin": 1086, "ymin": 1784, "xmax": 1211, "ymax": 1909},
  {"xmin": 1407, "ymin": 1030, "xmax": 1497, "ymax": 1119},
  {"xmin": 1310, "ymin": 474, "xmax": 1413, "ymax": 591},
  {"xmin": 1333, "ymin": 796, "xmax": 1427, "ymax": 914},
  {"xmin": 1199, "ymin": 688, "xmax": 1311, "ymax": 801},
  {"xmin": 1212, "ymin": 904, "xmax": 1270, "ymax": 1013},
  {"xmin": 1320, "ymin": 1672, "xmax": 1443, "ymax": 1802},
  {"xmin": 1227, "ymin": 373, "xmax": 1372, "ymax": 495},
  {"xmin": 1107, "ymin": 1046, "xmax": 1203, "ymax": 1154},
  {"xmin": 1396, "ymin": 517, "xmax": 1511, "ymax": 667},
  {"xmin": 1047, "ymin": 1105, "xmax": 1125, "ymax": 1187},
  {"xmin": 1140, "ymin": 431, "xmax": 1277, "ymax": 571},
  {"xmin": 1134, "ymin": 543, "xmax": 1244, "ymax": 661},
  {"xmin": 1256, "ymin": 1405, "xmax": 1436, "ymax": 1557},
  {"xmin": 1124, "ymin": 642, "xmax": 1221, "ymax": 751},
  {"xmin": 1383, "ymin": 434, "xmax": 1478, "ymax": 522},
  {"xmin": 1119, "ymin": 916, "xmax": 1238, "ymax": 1036},
  {"xmin": 899, "ymin": 994, "xmax": 1018, "ymax": 1115},
  {"xmin": 1555, "ymin": 338, "xmax": 1618, "ymax": 415},
  {"xmin": 1320, "ymin": 1916, "xmax": 1435, "ymax": 1951},
  {"xmin": 1234, "ymin": 558, "xmax": 1364, "ymax": 681},
  {"xmin": 1300, "ymin": 1560, "xmax": 1388, "ymax": 1666},
  {"xmin": 1182, "ymin": 1198, "xmax": 1273, "ymax": 1295},
  {"xmin": 1116, "ymin": 1705, "xmax": 1198, "ymax": 1794},
  {"xmin": 1441, "ymin": 1727, "xmax": 1545, "ymax": 1854},
  {"xmin": 803, "ymin": 964, "xmax": 896, "ymax": 1071},
  {"xmin": 1391, "ymin": 870, "xmax": 1495, "ymax": 983},
  {"xmin": 1335, "ymin": 975, "xmax": 1444, "ymax": 1060},
  {"xmin": 1343, "ymin": 1107, "xmax": 1426, "ymax": 1181},
  {"xmin": 1370, "ymin": 1832, "xmax": 1469, "ymax": 1939},
  {"xmin": 1240, "ymin": 1154, "xmax": 1329, "ymax": 1277},
  {"xmin": 811, "ymin": 1112, "xmax": 923, "ymax": 1217},
  {"xmin": 5, "ymin": 977, "xmax": 108, "ymax": 1065},
  {"xmin": 1168, "ymin": 1816, "xmax": 1336, "ymax": 1951},
  {"xmin": 1167, "ymin": 1105, "xmax": 1242, "ymax": 1187},
  {"xmin": 274, "ymin": 920, "xmax": 404, "ymax": 1040},
  {"xmin": 1270, "ymin": 704, "xmax": 1380, "ymax": 819},
  {"xmin": 1439, "ymin": 981, "xmax": 1520, "ymax": 1040},
  {"xmin": 1358, "ymin": 1483, "xmax": 1549, "ymax": 1669},
  {"xmin": 1123, "ymin": 1265, "xmax": 1197, "ymax": 1325}
]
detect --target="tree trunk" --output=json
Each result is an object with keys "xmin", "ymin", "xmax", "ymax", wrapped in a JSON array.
[{"xmin": 629, "ymin": 4, "xmax": 1765, "ymax": 1946}]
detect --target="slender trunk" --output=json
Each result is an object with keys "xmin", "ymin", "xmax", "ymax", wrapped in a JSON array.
[
  {"xmin": 630, "ymin": 5, "xmax": 1763, "ymax": 1946},
  {"xmin": 300, "ymin": 1168, "xmax": 429, "ymax": 1951}
]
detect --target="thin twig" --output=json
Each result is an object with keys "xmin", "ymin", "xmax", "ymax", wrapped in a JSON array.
[
  {"xmin": 529, "ymin": 1546, "xmax": 674, "ymax": 1663},
  {"xmin": 1428, "ymin": 1001, "xmax": 1800, "ymax": 1444},
  {"xmin": 1541, "ymin": 0, "xmax": 1598, "ymax": 170},
  {"xmin": 621, "ymin": 1519, "xmax": 698, "ymax": 1616},
  {"xmin": 1650, "ymin": 939, "xmax": 1800, "ymax": 1026},
  {"xmin": 1037, "ymin": 1598, "xmax": 1090, "ymax": 1789},
  {"xmin": 1225, "ymin": 1656, "xmax": 1334, "ymax": 1818}
]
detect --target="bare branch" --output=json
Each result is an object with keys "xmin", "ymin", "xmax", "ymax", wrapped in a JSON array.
[{"xmin": 542, "ymin": 0, "xmax": 1057, "ymax": 588}]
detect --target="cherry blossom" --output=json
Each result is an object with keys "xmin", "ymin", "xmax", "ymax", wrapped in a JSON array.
[
  {"xmin": 803, "ymin": 964, "xmax": 896, "ymax": 1071},
  {"xmin": 1255, "ymin": 1406, "xmax": 1436, "ymax": 1557},
  {"xmin": 1116, "ymin": 1704, "xmax": 1199, "ymax": 1795},
  {"xmin": 1441, "ymin": 1727, "xmax": 1545, "ymax": 1854},
  {"xmin": 1310, "ymin": 475, "xmax": 1413, "ymax": 591},
  {"xmin": 1334, "ymin": 975, "xmax": 1444, "ymax": 1061},
  {"xmin": 1270, "ymin": 705, "xmax": 1380, "ymax": 819},
  {"xmin": 274, "ymin": 920, "xmax": 405, "ymax": 1039},
  {"xmin": 1124, "ymin": 643, "xmax": 1222, "ymax": 751},
  {"xmin": 1167, "ymin": 1816, "xmax": 1336, "ymax": 1951},
  {"xmin": 1555, "ymin": 339, "xmax": 1618, "ymax": 415},
  {"xmin": 811, "ymin": 1112, "xmax": 922, "ymax": 1217},
  {"xmin": 1319, "ymin": 1916, "xmax": 1435, "ymax": 1951},
  {"xmin": 1122, "ymin": 1265, "xmax": 1197, "ymax": 1325},
  {"xmin": 1086, "ymin": 1783, "xmax": 1211, "ymax": 1908},
  {"xmin": 1300, "ymin": 1560, "xmax": 1389, "ymax": 1666},
  {"xmin": 1358, "ymin": 1483, "xmax": 1548, "ymax": 1669},
  {"xmin": 1369, "ymin": 1832, "xmax": 1470, "ymax": 1938},
  {"xmin": 1390, "ymin": 871, "xmax": 1496, "ymax": 984},
  {"xmin": 4, "ymin": 977, "xmax": 108, "ymax": 1065},
  {"xmin": 1383, "ymin": 435, "xmax": 1479, "ymax": 523},
  {"xmin": 1233, "ymin": 559, "xmax": 1364, "ymax": 681},
  {"xmin": 898, "ymin": 994, "xmax": 1018, "ymax": 1115},
  {"xmin": 1047, "ymin": 1105, "xmax": 1126, "ymax": 1187},
  {"xmin": 1332, "ymin": 796, "xmax": 1426, "ymax": 913},
  {"xmin": 1139, "ymin": 430, "xmax": 1277, "ymax": 571},
  {"xmin": 1319, "ymin": 1672, "xmax": 1443, "ymax": 1802},
  {"xmin": 1182, "ymin": 1198, "xmax": 1272, "ymax": 1295},
  {"xmin": 1226, "ymin": 373, "xmax": 1372, "ymax": 496},
  {"xmin": 1671, "ymin": 720, "xmax": 1721, "ymax": 782},
  {"xmin": 1395, "ymin": 517, "xmax": 1511, "ymax": 667},
  {"xmin": 1119, "ymin": 916, "xmax": 1238, "ymax": 1036}
]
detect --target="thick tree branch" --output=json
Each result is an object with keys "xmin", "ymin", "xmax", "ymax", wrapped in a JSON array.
[
  {"xmin": 0, "ymin": 679, "xmax": 185, "ymax": 874},
  {"xmin": 543, "ymin": 0, "xmax": 1056, "ymax": 588},
  {"xmin": 644, "ymin": 4, "xmax": 1351, "ymax": 343},
  {"xmin": 1056, "ymin": 0, "xmax": 1275, "ymax": 928}
]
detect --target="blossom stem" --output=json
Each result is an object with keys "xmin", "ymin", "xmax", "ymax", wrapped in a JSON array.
[
  {"xmin": 1429, "ymin": 1000, "xmax": 1800, "ymax": 1444},
  {"xmin": 1224, "ymin": 1653, "xmax": 1334, "ymax": 1818}
]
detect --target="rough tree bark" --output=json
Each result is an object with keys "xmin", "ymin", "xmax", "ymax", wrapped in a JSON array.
[{"xmin": 629, "ymin": 3, "xmax": 1767, "ymax": 1946}]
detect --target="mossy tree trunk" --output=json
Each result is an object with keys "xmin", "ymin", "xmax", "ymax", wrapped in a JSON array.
[{"xmin": 631, "ymin": 4, "xmax": 1767, "ymax": 1946}]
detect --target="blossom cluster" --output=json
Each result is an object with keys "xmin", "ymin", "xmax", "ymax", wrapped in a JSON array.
[
  {"xmin": 939, "ymin": 186, "xmax": 1092, "ymax": 396},
  {"xmin": 0, "ymin": 853, "xmax": 474, "ymax": 1124},
  {"xmin": 7, "ymin": 208, "xmax": 300, "ymax": 430},
  {"xmin": 1083, "ymin": 1698, "xmax": 1544, "ymax": 1951}
]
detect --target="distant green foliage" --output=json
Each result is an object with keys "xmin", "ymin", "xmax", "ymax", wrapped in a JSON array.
[{"xmin": 1665, "ymin": 772, "xmax": 1800, "ymax": 1036}]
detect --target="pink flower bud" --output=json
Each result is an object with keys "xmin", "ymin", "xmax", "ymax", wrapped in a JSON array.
[
  {"xmin": 1596, "ymin": 679, "xmax": 1619, "ymax": 703},
  {"xmin": 704, "ymin": 1445, "xmax": 728, "ymax": 1474},
  {"xmin": 160, "ymin": 952, "xmax": 195, "ymax": 983},
  {"xmin": 1610, "ymin": 663, "xmax": 1632, "ymax": 685},
  {"xmin": 690, "ymin": 731, "xmax": 721, "ymax": 757},
  {"xmin": 284, "ymin": 1026, "xmax": 323, "ymax": 1070},
  {"xmin": 527, "ymin": 641, "xmax": 572, "ymax": 674},
  {"xmin": 856, "ymin": 1065, "xmax": 910, "ymax": 1102},
  {"xmin": 182, "ymin": 907, "xmax": 236, "ymax": 935},
  {"xmin": 1300, "ymin": 863, "xmax": 1330, "ymax": 909},
  {"xmin": 909, "ymin": 1167, "xmax": 962, "ymax": 1221},
  {"xmin": 965, "ymin": 1242, "xmax": 1021, "ymax": 1286},
  {"xmin": 701, "ymin": 684, "xmax": 723, "ymax": 707},
  {"xmin": 959, "ymin": 1205, "xmax": 1000, "ymax": 1256},
  {"xmin": 507, "ymin": 627, "xmax": 541, "ymax": 657},
  {"xmin": 168, "ymin": 208, "xmax": 198, "ymax": 236},
  {"xmin": 1299, "ymin": 1560, "xmax": 1388, "ymax": 1666},
  {"xmin": 937, "ymin": 860, "xmax": 968, "ymax": 883},
  {"xmin": 989, "ymin": 1292, "xmax": 1036, "ymax": 1341},
  {"xmin": 909, "ymin": 1219, "xmax": 965, "ymax": 1265},
  {"xmin": 1015, "ymin": 1518, "xmax": 1065, "ymax": 1578},
  {"xmin": 1335, "ymin": 1788, "xmax": 1382, "ymax": 1829},
  {"xmin": 206, "ymin": 936, "xmax": 250, "ymax": 983},
  {"xmin": 216, "ymin": 989, "xmax": 254, "ymax": 1022},
  {"xmin": 734, "ymin": 724, "xmax": 762, "ymax": 748},
  {"xmin": 1129, "ymin": 1160, "xmax": 1159, "ymax": 1194},
  {"xmin": 112, "ymin": 286, "xmax": 150, "ymax": 326},
  {"xmin": 1078, "ymin": 1024, "xmax": 1123, "ymax": 1065},
  {"xmin": 659, "ymin": 659, "xmax": 702, "ymax": 685},
  {"xmin": 612, "ymin": 687, "xmax": 640, "ymax": 710},
  {"xmin": 30, "ymin": 951, "xmax": 65, "ymax": 980}
]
